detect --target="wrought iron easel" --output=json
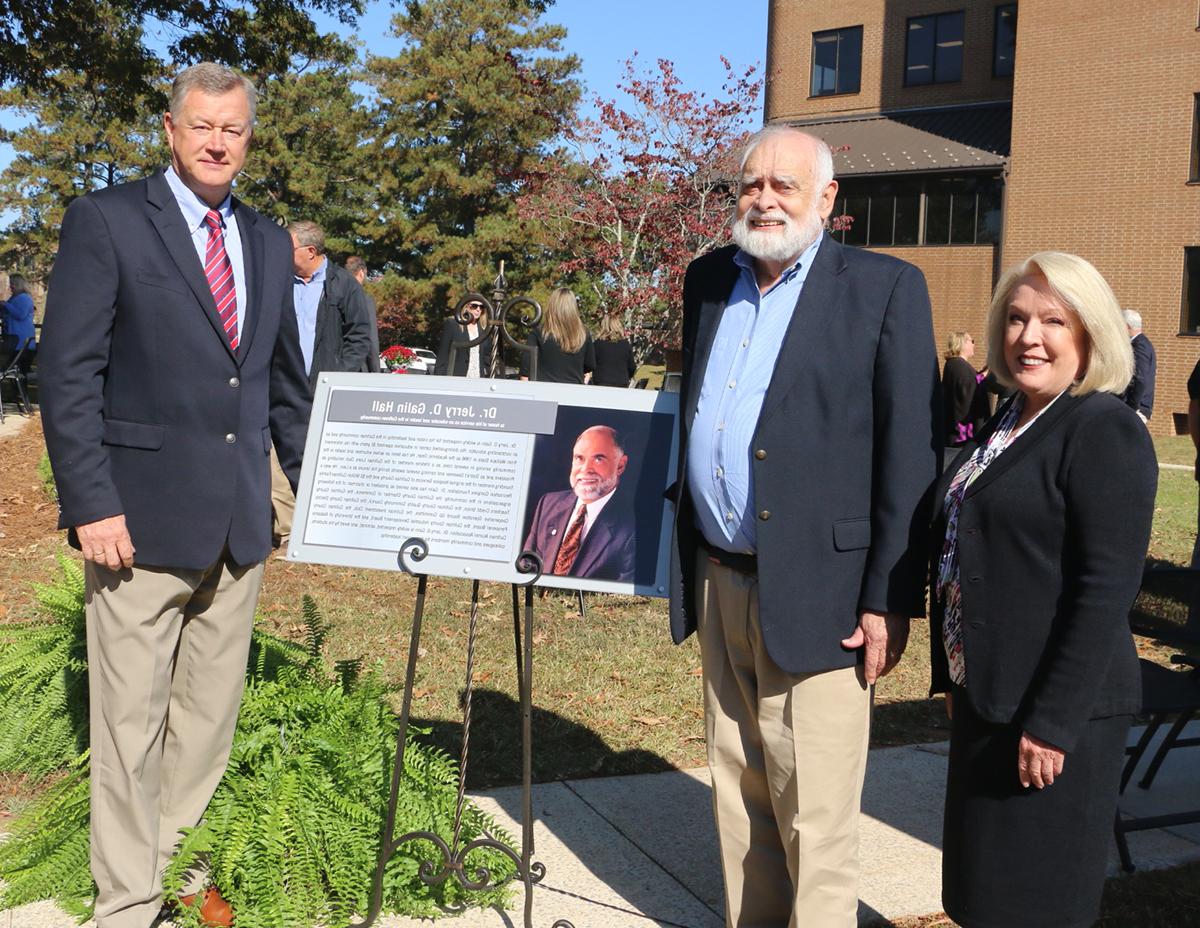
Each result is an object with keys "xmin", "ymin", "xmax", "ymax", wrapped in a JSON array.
[{"xmin": 350, "ymin": 266, "xmax": 575, "ymax": 928}]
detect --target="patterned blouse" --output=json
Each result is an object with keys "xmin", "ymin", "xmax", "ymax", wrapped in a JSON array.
[{"xmin": 936, "ymin": 392, "xmax": 1063, "ymax": 685}]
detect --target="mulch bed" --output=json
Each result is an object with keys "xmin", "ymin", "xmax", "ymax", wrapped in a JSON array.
[{"xmin": 0, "ymin": 416, "xmax": 62, "ymax": 620}]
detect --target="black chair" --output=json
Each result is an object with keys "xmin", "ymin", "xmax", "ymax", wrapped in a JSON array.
[
  {"xmin": 1114, "ymin": 568, "xmax": 1200, "ymax": 872},
  {"xmin": 0, "ymin": 336, "xmax": 33, "ymax": 422}
]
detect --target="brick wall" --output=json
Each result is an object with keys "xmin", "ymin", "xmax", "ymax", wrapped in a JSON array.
[
  {"xmin": 872, "ymin": 245, "xmax": 997, "ymax": 359},
  {"xmin": 766, "ymin": 0, "xmax": 1014, "ymax": 122},
  {"xmin": 1002, "ymin": 0, "xmax": 1200, "ymax": 434}
]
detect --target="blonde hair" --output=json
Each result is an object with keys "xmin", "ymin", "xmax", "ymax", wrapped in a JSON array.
[
  {"xmin": 985, "ymin": 252, "xmax": 1133, "ymax": 397},
  {"xmin": 596, "ymin": 313, "xmax": 625, "ymax": 342},
  {"xmin": 542, "ymin": 288, "xmax": 587, "ymax": 354},
  {"xmin": 944, "ymin": 331, "xmax": 971, "ymax": 360}
]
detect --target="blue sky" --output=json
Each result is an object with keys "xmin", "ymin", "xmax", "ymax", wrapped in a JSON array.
[{"xmin": 0, "ymin": 0, "xmax": 767, "ymax": 175}]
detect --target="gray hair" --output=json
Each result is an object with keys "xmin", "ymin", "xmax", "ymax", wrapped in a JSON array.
[
  {"xmin": 7, "ymin": 273, "xmax": 28, "ymax": 296},
  {"xmin": 288, "ymin": 220, "xmax": 326, "ymax": 255},
  {"xmin": 170, "ymin": 62, "xmax": 257, "ymax": 124},
  {"xmin": 1122, "ymin": 308, "xmax": 1143, "ymax": 331},
  {"xmin": 739, "ymin": 125, "xmax": 835, "ymax": 193}
]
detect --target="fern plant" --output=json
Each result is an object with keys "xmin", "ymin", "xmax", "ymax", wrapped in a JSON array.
[
  {"xmin": 0, "ymin": 555, "xmax": 88, "ymax": 779},
  {"xmin": 0, "ymin": 580, "xmax": 517, "ymax": 925}
]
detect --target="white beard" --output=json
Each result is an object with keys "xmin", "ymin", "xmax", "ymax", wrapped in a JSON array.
[{"xmin": 731, "ymin": 208, "xmax": 824, "ymax": 264}]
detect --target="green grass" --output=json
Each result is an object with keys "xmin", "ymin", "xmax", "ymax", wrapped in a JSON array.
[{"xmin": 1153, "ymin": 435, "xmax": 1196, "ymax": 468}]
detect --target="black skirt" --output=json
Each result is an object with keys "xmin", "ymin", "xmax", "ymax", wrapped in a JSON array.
[{"xmin": 942, "ymin": 689, "xmax": 1130, "ymax": 928}]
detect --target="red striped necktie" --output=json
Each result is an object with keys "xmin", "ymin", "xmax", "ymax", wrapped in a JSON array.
[{"xmin": 203, "ymin": 209, "xmax": 239, "ymax": 350}]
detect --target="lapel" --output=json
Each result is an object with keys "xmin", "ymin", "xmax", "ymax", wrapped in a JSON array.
[
  {"xmin": 312, "ymin": 263, "xmax": 332, "ymax": 356},
  {"xmin": 145, "ymin": 171, "xmax": 238, "ymax": 363},
  {"xmin": 233, "ymin": 197, "xmax": 264, "ymax": 363},
  {"xmin": 756, "ymin": 234, "xmax": 846, "ymax": 428},
  {"xmin": 686, "ymin": 250, "xmax": 741, "ymax": 433},
  {"xmin": 574, "ymin": 498, "xmax": 620, "ymax": 575},
  {"xmin": 963, "ymin": 391, "xmax": 1088, "ymax": 499}
]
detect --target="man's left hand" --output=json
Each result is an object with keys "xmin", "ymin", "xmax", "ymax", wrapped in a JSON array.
[{"xmin": 841, "ymin": 611, "xmax": 910, "ymax": 684}]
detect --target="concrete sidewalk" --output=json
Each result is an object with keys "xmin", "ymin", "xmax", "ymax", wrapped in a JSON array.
[{"xmin": 5, "ymin": 724, "xmax": 1199, "ymax": 928}]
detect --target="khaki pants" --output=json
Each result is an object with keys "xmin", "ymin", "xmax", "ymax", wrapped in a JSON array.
[
  {"xmin": 85, "ymin": 552, "xmax": 264, "ymax": 928},
  {"xmin": 697, "ymin": 554, "xmax": 871, "ymax": 928},
  {"xmin": 269, "ymin": 444, "xmax": 295, "ymax": 548}
]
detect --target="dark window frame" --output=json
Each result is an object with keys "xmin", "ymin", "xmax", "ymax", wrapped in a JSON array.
[
  {"xmin": 1182, "ymin": 247, "xmax": 1200, "ymax": 335},
  {"xmin": 810, "ymin": 25, "xmax": 864, "ymax": 97},
  {"xmin": 993, "ymin": 4, "xmax": 1017, "ymax": 78},
  {"xmin": 831, "ymin": 172, "xmax": 1003, "ymax": 248},
  {"xmin": 904, "ymin": 10, "xmax": 966, "ymax": 87},
  {"xmin": 1191, "ymin": 93, "xmax": 1200, "ymax": 183}
]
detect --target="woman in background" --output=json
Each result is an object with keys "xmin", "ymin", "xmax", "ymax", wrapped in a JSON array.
[
  {"xmin": 520, "ymin": 287, "xmax": 595, "ymax": 384},
  {"xmin": 931, "ymin": 252, "xmax": 1156, "ymax": 928},
  {"xmin": 1, "ymin": 274, "xmax": 37, "ymax": 353},
  {"xmin": 591, "ymin": 313, "xmax": 636, "ymax": 387},
  {"xmin": 942, "ymin": 330, "xmax": 987, "ymax": 446}
]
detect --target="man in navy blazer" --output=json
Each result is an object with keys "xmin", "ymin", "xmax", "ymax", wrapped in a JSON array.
[
  {"xmin": 524, "ymin": 425, "xmax": 636, "ymax": 582},
  {"xmin": 40, "ymin": 63, "xmax": 310, "ymax": 928},
  {"xmin": 670, "ymin": 127, "xmax": 939, "ymax": 926}
]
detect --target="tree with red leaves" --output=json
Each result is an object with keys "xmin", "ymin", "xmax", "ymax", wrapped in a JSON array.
[{"xmin": 518, "ymin": 55, "xmax": 761, "ymax": 361}]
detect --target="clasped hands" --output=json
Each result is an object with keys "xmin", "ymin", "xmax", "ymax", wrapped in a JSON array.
[{"xmin": 76, "ymin": 514, "xmax": 135, "ymax": 570}]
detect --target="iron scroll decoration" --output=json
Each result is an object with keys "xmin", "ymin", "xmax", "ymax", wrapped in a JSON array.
[{"xmin": 445, "ymin": 261, "xmax": 543, "ymax": 381}]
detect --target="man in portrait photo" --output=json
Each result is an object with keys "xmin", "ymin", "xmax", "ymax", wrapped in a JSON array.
[
  {"xmin": 39, "ymin": 63, "xmax": 310, "ymax": 928},
  {"xmin": 524, "ymin": 424, "xmax": 637, "ymax": 582}
]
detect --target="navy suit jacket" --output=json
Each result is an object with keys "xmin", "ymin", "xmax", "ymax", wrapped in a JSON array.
[
  {"xmin": 523, "ymin": 488, "xmax": 636, "ymax": 582},
  {"xmin": 1123, "ymin": 332, "xmax": 1156, "ymax": 419},
  {"xmin": 670, "ymin": 235, "xmax": 941, "ymax": 675},
  {"xmin": 40, "ymin": 170, "xmax": 311, "ymax": 570}
]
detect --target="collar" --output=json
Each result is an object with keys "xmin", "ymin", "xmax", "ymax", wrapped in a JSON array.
[
  {"xmin": 732, "ymin": 233, "xmax": 823, "ymax": 292},
  {"xmin": 295, "ymin": 256, "xmax": 328, "ymax": 286},
  {"xmin": 164, "ymin": 166, "xmax": 234, "ymax": 232}
]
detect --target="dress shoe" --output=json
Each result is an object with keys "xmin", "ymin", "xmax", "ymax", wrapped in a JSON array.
[{"xmin": 175, "ymin": 887, "xmax": 234, "ymax": 927}]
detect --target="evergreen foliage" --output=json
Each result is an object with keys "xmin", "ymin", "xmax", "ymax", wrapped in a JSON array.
[{"xmin": 0, "ymin": 569, "xmax": 516, "ymax": 925}]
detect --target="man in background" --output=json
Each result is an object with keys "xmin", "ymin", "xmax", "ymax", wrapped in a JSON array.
[
  {"xmin": 1122, "ymin": 308, "xmax": 1156, "ymax": 423},
  {"xmin": 270, "ymin": 220, "xmax": 372, "ymax": 546},
  {"xmin": 344, "ymin": 255, "xmax": 380, "ymax": 372}
]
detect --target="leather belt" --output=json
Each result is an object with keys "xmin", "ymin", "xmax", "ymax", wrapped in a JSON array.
[{"xmin": 702, "ymin": 541, "xmax": 757, "ymax": 576}]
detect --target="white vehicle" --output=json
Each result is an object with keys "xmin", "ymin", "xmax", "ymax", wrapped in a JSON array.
[{"xmin": 408, "ymin": 347, "xmax": 437, "ymax": 374}]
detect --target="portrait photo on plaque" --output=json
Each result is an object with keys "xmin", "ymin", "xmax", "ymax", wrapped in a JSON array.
[{"xmin": 521, "ymin": 406, "xmax": 673, "ymax": 589}]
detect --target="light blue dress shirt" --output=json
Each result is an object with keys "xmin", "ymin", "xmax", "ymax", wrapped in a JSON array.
[
  {"xmin": 687, "ymin": 236, "xmax": 823, "ymax": 554},
  {"xmin": 163, "ymin": 167, "xmax": 246, "ymax": 343},
  {"xmin": 293, "ymin": 257, "xmax": 326, "ymax": 375}
]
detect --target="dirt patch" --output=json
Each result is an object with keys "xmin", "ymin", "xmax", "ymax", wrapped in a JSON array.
[{"xmin": 0, "ymin": 416, "xmax": 64, "ymax": 621}]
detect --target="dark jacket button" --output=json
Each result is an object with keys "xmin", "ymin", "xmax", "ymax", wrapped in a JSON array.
[
  {"xmin": 758, "ymin": 510, "xmax": 770, "ymax": 521},
  {"xmin": 754, "ymin": 449, "xmax": 766, "ymax": 460}
]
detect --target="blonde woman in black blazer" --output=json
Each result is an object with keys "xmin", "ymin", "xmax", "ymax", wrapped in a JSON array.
[{"xmin": 930, "ymin": 252, "xmax": 1157, "ymax": 928}]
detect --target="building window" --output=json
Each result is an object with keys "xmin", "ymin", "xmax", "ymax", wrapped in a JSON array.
[
  {"xmin": 1191, "ymin": 94, "xmax": 1200, "ymax": 182},
  {"xmin": 1184, "ymin": 248, "xmax": 1200, "ymax": 334},
  {"xmin": 811, "ymin": 26, "xmax": 863, "ymax": 96},
  {"xmin": 994, "ymin": 5, "xmax": 1017, "ymax": 77},
  {"xmin": 906, "ymin": 11, "xmax": 965, "ymax": 86},
  {"xmin": 831, "ymin": 174, "xmax": 1002, "ymax": 247}
]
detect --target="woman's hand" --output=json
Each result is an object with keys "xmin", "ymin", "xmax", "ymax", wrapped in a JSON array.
[{"xmin": 1017, "ymin": 731, "xmax": 1065, "ymax": 789}]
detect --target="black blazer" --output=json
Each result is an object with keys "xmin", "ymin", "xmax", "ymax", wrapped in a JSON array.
[
  {"xmin": 942, "ymin": 355, "xmax": 988, "ymax": 446},
  {"xmin": 592, "ymin": 338, "xmax": 637, "ymax": 387},
  {"xmin": 40, "ymin": 170, "xmax": 311, "ymax": 570},
  {"xmin": 307, "ymin": 261, "xmax": 372, "ymax": 391},
  {"xmin": 1122, "ymin": 332, "xmax": 1156, "ymax": 419},
  {"xmin": 929, "ymin": 391, "xmax": 1156, "ymax": 752},
  {"xmin": 670, "ymin": 236, "xmax": 941, "ymax": 675},
  {"xmin": 520, "ymin": 328, "xmax": 595, "ymax": 383},
  {"xmin": 433, "ymin": 317, "xmax": 496, "ymax": 376}
]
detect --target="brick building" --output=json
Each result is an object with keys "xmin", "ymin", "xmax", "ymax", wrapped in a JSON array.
[{"xmin": 765, "ymin": 0, "xmax": 1200, "ymax": 433}]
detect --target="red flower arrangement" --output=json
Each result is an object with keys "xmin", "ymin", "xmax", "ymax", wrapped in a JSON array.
[{"xmin": 380, "ymin": 345, "xmax": 416, "ymax": 373}]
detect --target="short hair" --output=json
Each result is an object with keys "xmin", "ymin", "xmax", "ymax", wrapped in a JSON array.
[
  {"xmin": 7, "ymin": 273, "xmax": 28, "ymax": 296},
  {"xmin": 739, "ymin": 125, "xmax": 835, "ymax": 195},
  {"xmin": 288, "ymin": 220, "xmax": 326, "ymax": 255},
  {"xmin": 1122, "ymin": 308, "xmax": 1143, "ymax": 331},
  {"xmin": 944, "ymin": 331, "xmax": 971, "ymax": 360},
  {"xmin": 170, "ymin": 62, "xmax": 257, "ymax": 124},
  {"xmin": 344, "ymin": 255, "xmax": 368, "ymax": 276},
  {"xmin": 577, "ymin": 424, "xmax": 625, "ymax": 457},
  {"xmin": 985, "ymin": 252, "xmax": 1133, "ymax": 398}
]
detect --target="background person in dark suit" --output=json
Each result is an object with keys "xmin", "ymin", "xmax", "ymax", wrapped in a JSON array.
[
  {"xmin": 39, "ymin": 63, "xmax": 311, "ymax": 928},
  {"xmin": 344, "ymin": 255, "xmax": 379, "ymax": 372},
  {"xmin": 670, "ymin": 126, "xmax": 939, "ymax": 927},
  {"xmin": 942, "ymin": 331, "xmax": 988, "ymax": 447},
  {"xmin": 1121, "ymin": 307, "xmax": 1156, "ymax": 422},
  {"xmin": 591, "ymin": 312, "xmax": 637, "ymax": 387},
  {"xmin": 523, "ymin": 425, "xmax": 636, "ymax": 582},
  {"xmin": 931, "ymin": 253, "xmax": 1155, "ymax": 928}
]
